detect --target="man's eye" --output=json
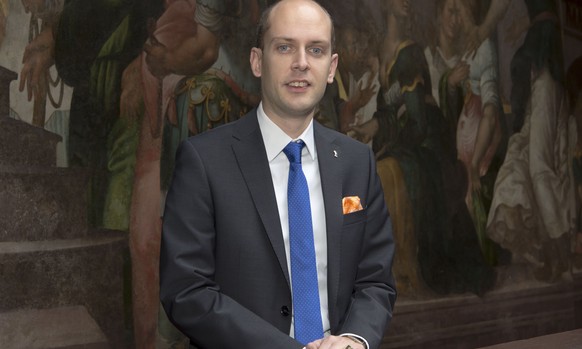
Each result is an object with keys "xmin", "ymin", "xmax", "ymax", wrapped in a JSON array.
[
  {"xmin": 278, "ymin": 45, "xmax": 291, "ymax": 53},
  {"xmin": 310, "ymin": 47, "xmax": 323, "ymax": 55}
]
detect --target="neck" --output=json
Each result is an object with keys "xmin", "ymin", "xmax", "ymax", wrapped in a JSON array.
[
  {"xmin": 386, "ymin": 14, "xmax": 403, "ymax": 44},
  {"xmin": 278, "ymin": 117, "xmax": 313, "ymax": 139},
  {"xmin": 262, "ymin": 105, "xmax": 313, "ymax": 139},
  {"xmin": 438, "ymin": 30, "xmax": 456, "ymax": 59}
]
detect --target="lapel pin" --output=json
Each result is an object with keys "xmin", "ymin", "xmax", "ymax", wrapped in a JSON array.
[{"xmin": 333, "ymin": 150, "xmax": 338, "ymax": 158}]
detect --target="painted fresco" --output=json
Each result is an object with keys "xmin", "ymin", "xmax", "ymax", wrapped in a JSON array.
[{"xmin": 1, "ymin": 0, "xmax": 581, "ymax": 347}]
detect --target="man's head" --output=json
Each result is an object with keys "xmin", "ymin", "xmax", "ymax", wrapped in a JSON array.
[
  {"xmin": 384, "ymin": 0, "xmax": 410, "ymax": 19},
  {"xmin": 255, "ymin": 1, "xmax": 335, "ymax": 52},
  {"xmin": 436, "ymin": 0, "xmax": 463, "ymax": 43},
  {"xmin": 336, "ymin": 25, "xmax": 376, "ymax": 79},
  {"xmin": 250, "ymin": 0, "xmax": 338, "ymax": 123}
]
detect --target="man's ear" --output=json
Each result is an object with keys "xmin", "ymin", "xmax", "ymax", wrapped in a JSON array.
[
  {"xmin": 250, "ymin": 47, "xmax": 263, "ymax": 78},
  {"xmin": 327, "ymin": 53, "xmax": 339, "ymax": 84}
]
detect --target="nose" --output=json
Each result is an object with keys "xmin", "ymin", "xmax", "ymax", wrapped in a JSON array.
[
  {"xmin": 292, "ymin": 50, "xmax": 309, "ymax": 71},
  {"xmin": 453, "ymin": 15, "xmax": 462, "ymax": 29}
]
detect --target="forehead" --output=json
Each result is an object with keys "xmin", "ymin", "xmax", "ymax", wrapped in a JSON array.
[{"xmin": 265, "ymin": 1, "xmax": 333, "ymax": 44}]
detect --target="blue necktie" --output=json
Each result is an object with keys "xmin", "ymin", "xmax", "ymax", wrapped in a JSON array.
[{"xmin": 283, "ymin": 140, "xmax": 323, "ymax": 344}]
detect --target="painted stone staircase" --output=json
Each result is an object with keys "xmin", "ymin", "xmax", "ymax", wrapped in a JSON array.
[{"xmin": 0, "ymin": 66, "xmax": 128, "ymax": 348}]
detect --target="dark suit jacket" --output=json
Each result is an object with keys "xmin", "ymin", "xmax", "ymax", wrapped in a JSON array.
[{"xmin": 160, "ymin": 109, "xmax": 396, "ymax": 349}]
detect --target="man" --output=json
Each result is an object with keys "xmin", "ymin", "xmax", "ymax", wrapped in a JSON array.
[{"xmin": 159, "ymin": 0, "xmax": 396, "ymax": 348}]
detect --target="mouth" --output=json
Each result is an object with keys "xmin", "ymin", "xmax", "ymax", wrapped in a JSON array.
[{"xmin": 287, "ymin": 80, "xmax": 310, "ymax": 88}]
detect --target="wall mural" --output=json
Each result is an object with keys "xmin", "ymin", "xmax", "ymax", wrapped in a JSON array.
[{"xmin": 1, "ymin": 0, "xmax": 581, "ymax": 348}]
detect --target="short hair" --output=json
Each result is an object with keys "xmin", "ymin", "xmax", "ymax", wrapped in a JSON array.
[{"xmin": 254, "ymin": 0, "xmax": 336, "ymax": 52}]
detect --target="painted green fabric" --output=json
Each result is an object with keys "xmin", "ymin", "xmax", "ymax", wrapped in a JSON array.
[
  {"xmin": 54, "ymin": 0, "xmax": 163, "ymax": 229},
  {"xmin": 437, "ymin": 69, "xmax": 505, "ymax": 267},
  {"xmin": 104, "ymin": 114, "xmax": 141, "ymax": 231}
]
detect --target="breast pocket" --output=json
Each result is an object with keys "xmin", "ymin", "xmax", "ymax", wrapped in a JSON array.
[{"xmin": 342, "ymin": 208, "xmax": 367, "ymax": 226}]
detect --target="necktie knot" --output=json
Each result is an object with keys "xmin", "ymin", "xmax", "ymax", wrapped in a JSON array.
[{"xmin": 283, "ymin": 140, "xmax": 305, "ymax": 164}]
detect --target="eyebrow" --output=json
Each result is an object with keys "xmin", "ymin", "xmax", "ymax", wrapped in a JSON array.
[{"xmin": 269, "ymin": 37, "xmax": 331, "ymax": 47}]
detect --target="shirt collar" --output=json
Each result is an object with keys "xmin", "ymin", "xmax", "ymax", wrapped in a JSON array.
[{"xmin": 257, "ymin": 102, "xmax": 316, "ymax": 162}]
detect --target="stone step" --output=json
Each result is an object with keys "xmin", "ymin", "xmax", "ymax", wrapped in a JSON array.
[
  {"xmin": 0, "ymin": 232, "xmax": 128, "ymax": 347},
  {"xmin": 0, "ymin": 166, "xmax": 89, "ymax": 242},
  {"xmin": 381, "ymin": 269, "xmax": 582, "ymax": 349},
  {"xmin": 0, "ymin": 117, "xmax": 60, "ymax": 168},
  {"xmin": 476, "ymin": 328, "xmax": 582, "ymax": 349},
  {"xmin": 0, "ymin": 306, "xmax": 109, "ymax": 349}
]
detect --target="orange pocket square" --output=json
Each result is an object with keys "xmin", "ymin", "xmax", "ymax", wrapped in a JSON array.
[{"xmin": 342, "ymin": 196, "xmax": 363, "ymax": 214}]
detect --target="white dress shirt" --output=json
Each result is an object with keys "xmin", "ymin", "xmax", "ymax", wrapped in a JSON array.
[
  {"xmin": 257, "ymin": 103, "xmax": 369, "ymax": 349},
  {"xmin": 257, "ymin": 103, "xmax": 330, "ymax": 337}
]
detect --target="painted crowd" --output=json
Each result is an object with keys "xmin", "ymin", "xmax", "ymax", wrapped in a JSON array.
[{"xmin": 1, "ymin": 0, "xmax": 581, "ymax": 347}]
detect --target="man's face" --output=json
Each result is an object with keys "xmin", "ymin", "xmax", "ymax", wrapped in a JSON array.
[
  {"xmin": 388, "ymin": 0, "xmax": 410, "ymax": 19},
  {"xmin": 441, "ymin": 0, "xmax": 462, "ymax": 42},
  {"xmin": 338, "ymin": 28, "xmax": 370, "ymax": 78},
  {"xmin": 250, "ymin": 0, "xmax": 338, "ymax": 121},
  {"xmin": 338, "ymin": 29, "xmax": 357, "ymax": 69}
]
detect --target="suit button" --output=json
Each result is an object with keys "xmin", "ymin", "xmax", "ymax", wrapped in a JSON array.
[{"xmin": 280, "ymin": 306, "xmax": 290, "ymax": 316}]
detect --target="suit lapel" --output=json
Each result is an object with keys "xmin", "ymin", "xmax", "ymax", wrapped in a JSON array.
[
  {"xmin": 314, "ymin": 123, "xmax": 343, "ymax": 322},
  {"xmin": 231, "ymin": 111, "xmax": 291, "ymax": 287}
]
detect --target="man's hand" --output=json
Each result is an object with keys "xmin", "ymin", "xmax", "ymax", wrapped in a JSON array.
[
  {"xmin": 463, "ymin": 24, "xmax": 481, "ymax": 59},
  {"xmin": 351, "ymin": 79, "xmax": 378, "ymax": 112},
  {"xmin": 306, "ymin": 335, "xmax": 365, "ymax": 349},
  {"xmin": 470, "ymin": 165, "xmax": 482, "ymax": 192},
  {"xmin": 144, "ymin": 34, "xmax": 172, "ymax": 80},
  {"xmin": 19, "ymin": 27, "xmax": 55, "ymax": 101},
  {"xmin": 350, "ymin": 117, "xmax": 379, "ymax": 144},
  {"xmin": 447, "ymin": 62, "xmax": 469, "ymax": 88}
]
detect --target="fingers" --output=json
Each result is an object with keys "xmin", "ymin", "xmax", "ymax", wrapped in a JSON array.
[
  {"xmin": 305, "ymin": 338, "xmax": 323, "ymax": 349},
  {"xmin": 22, "ymin": 65, "xmax": 34, "ymax": 101},
  {"xmin": 19, "ymin": 64, "xmax": 30, "ymax": 93},
  {"xmin": 314, "ymin": 335, "xmax": 364, "ymax": 349},
  {"xmin": 19, "ymin": 59, "xmax": 44, "ymax": 101},
  {"xmin": 19, "ymin": 39, "xmax": 54, "ymax": 100},
  {"xmin": 364, "ymin": 77, "xmax": 376, "ymax": 91}
]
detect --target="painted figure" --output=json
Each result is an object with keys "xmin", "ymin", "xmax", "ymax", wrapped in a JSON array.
[
  {"xmin": 425, "ymin": 0, "xmax": 506, "ymax": 264},
  {"xmin": 54, "ymin": 0, "xmax": 164, "ymax": 230},
  {"xmin": 122, "ymin": 0, "xmax": 265, "ymax": 346},
  {"xmin": 353, "ymin": 0, "xmax": 495, "ymax": 296},
  {"xmin": 335, "ymin": 23, "xmax": 379, "ymax": 136},
  {"xmin": 487, "ymin": 0, "xmax": 577, "ymax": 283}
]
